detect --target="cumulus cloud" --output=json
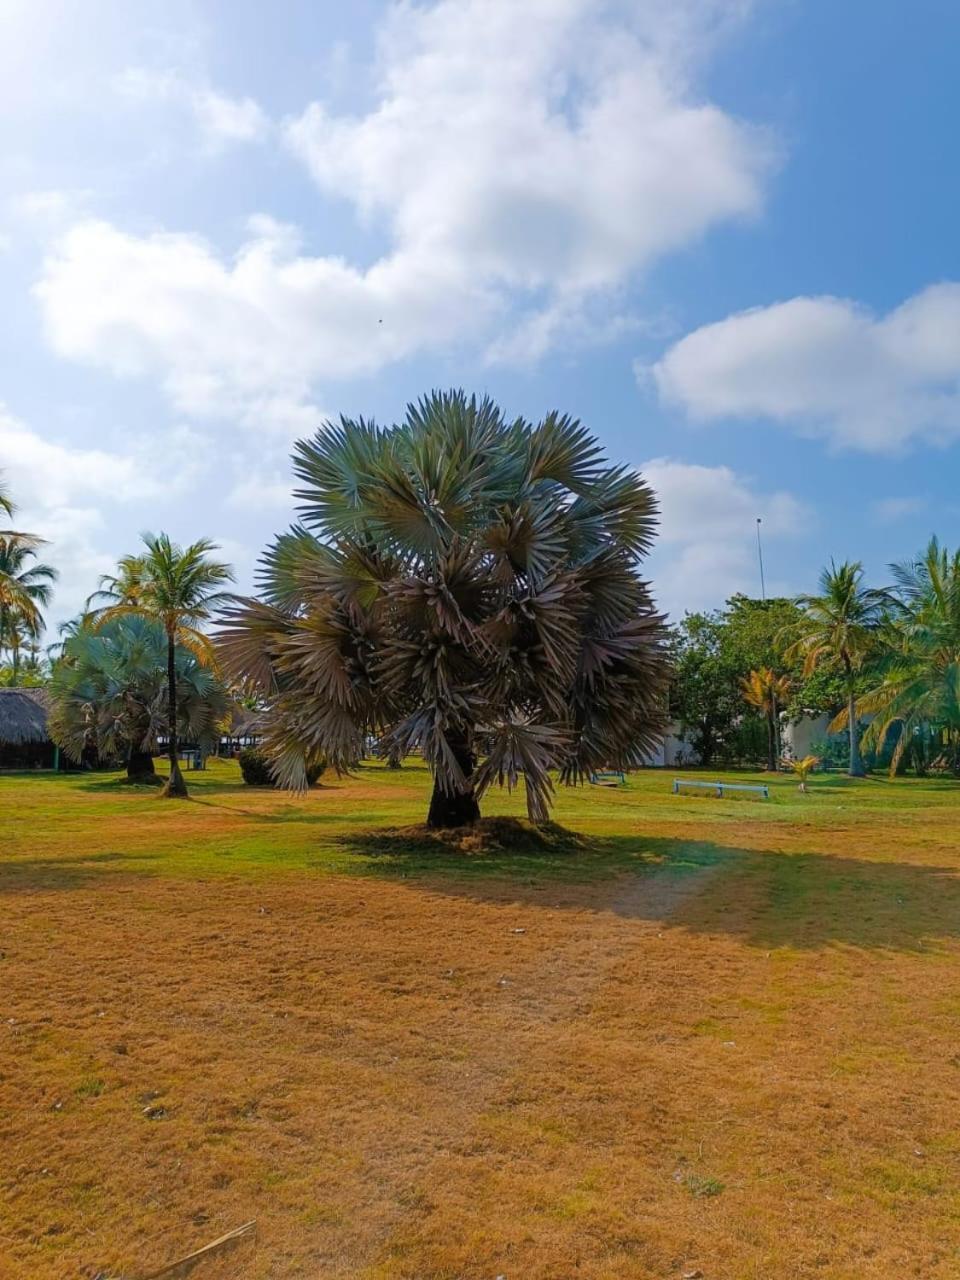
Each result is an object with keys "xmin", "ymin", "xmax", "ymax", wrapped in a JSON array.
[
  {"xmin": 650, "ymin": 284, "xmax": 960, "ymax": 451},
  {"xmin": 640, "ymin": 456, "xmax": 808, "ymax": 616},
  {"xmin": 34, "ymin": 0, "xmax": 771, "ymax": 426},
  {"xmin": 115, "ymin": 67, "xmax": 269, "ymax": 148},
  {"xmin": 287, "ymin": 0, "xmax": 769, "ymax": 294},
  {"xmin": 0, "ymin": 405, "xmax": 211, "ymax": 624},
  {"xmin": 0, "ymin": 406, "xmax": 171, "ymax": 507},
  {"xmin": 34, "ymin": 217, "xmax": 482, "ymax": 434}
]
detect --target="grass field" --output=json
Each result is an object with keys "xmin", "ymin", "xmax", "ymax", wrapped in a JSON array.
[{"xmin": 2, "ymin": 761, "xmax": 960, "ymax": 1279}]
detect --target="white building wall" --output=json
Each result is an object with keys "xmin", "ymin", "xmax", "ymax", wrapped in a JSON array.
[{"xmin": 781, "ymin": 713, "xmax": 831, "ymax": 759}]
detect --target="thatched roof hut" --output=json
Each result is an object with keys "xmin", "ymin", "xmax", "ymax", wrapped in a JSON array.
[
  {"xmin": 219, "ymin": 705, "xmax": 267, "ymax": 753},
  {"xmin": 0, "ymin": 687, "xmax": 56, "ymax": 769},
  {"xmin": 0, "ymin": 687, "xmax": 50, "ymax": 744}
]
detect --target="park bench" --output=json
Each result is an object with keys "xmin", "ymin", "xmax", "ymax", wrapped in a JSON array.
[
  {"xmin": 591, "ymin": 769, "xmax": 626, "ymax": 786},
  {"xmin": 672, "ymin": 778, "xmax": 769, "ymax": 800}
]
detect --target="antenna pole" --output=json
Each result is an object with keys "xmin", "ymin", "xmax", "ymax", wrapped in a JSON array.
[{"xmin": 756, "ymin": 517, "xmax": 766, "ymax": 602}]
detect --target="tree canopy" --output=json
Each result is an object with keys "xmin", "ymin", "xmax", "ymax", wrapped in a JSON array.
[
  {"xmin": 219, "ymin": 390, "xmax": 671, "ymax": 826},
  {"xmin": 49, "ymin": 614, "xmax": 231, "ymax": 781}
]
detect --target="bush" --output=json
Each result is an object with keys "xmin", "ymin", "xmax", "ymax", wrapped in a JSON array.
[{"xmin": 238, "ymin": 749, "xmax": 325, "ymax": 787}]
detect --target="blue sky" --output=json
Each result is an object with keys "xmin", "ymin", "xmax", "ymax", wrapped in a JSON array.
[{"xmin": 1, "ymin": 0, "xmax": 958, "ymax": 628}]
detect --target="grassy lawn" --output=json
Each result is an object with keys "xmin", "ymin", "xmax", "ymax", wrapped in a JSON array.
[{"xmin": 2, "ymin": 761, "xmax": 960, "ymax": 1278}]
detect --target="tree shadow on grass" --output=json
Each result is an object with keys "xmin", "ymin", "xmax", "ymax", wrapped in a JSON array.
[
  {"xmin": 338, "ymin": 828, "xmax": 960, "ymax": 953},
  {"xmin": 0, "ymin": 850, "xmax": 165, "ymax": 892}
]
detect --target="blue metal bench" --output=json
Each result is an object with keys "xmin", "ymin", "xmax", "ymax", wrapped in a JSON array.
[
  {"xmin": 673, "ymin": 778, "xmax": 769, "ymax": 799},
  {"xmin": 591, "ymin": 769, "xmax": 626, "ymax": 786}
]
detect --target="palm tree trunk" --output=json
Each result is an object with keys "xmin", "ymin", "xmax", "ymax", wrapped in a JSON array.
[
  {"xmin": 10, "ymin": 640, "xmax": 19, "ymax": 687},
  {"xmin": 427, "ymin": 732, "xmax": 480, "ymax": 828},
  {"xmin": 127, "ymin": 748, "xmax": 158, "ymax": 783},
  {"xmin": 771, "ymin": 690, "xmax": 781, "ymax": 770},
  {"xmin": 847, "ymin": 687, "xmax": 865, "ymax": 777},
  {"xmin": 765, "ymin": 709, "xmax": 776, "ymax": 772},
  {"xmin": 163, "ymin": 631, "xmax": 189, "ymax": 798}
]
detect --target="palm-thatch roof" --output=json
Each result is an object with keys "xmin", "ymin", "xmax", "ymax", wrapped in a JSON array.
[
  {"xmin": 0, "ymin": 687, "xmax": 51, "ymax": 745},
  {"xmin": 224, "ymin": 705, "xmax": 267, "ymax": 740}
]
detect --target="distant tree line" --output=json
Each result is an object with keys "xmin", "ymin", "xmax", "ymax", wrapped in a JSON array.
[{"xmin": 669, "ymin": 543, "xmax": 960, "ymax": 777}]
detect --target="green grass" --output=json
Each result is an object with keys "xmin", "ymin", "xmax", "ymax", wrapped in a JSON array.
[
  {"xmin": 5, "ymin": 758, "xmax": 960, "ymax": 1278},
  {"xmin": 2, "ymin": 756, "xmax": 960, "ymax": 890}
]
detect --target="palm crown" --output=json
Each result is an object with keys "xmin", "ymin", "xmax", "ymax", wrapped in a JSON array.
[
  {"xmin": 219, "ymin": 391, "xmax": 670, "ymax": 825},
  {"xmin": 789, "ymin": 561, "xmax": 887, "ymax": 677},
  {"xmin": 0, "ymin": 531, "xmax": 58, "ymax": 683}
]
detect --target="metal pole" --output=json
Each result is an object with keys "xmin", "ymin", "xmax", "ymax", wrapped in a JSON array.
[{"xmin": 756, "ymin": 517, "xmax": 766, "ymax": 602}]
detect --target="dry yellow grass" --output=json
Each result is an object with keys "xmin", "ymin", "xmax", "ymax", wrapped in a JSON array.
[{"xmin": 2, "ymin": 760, "xmax": 960, "ymax": 1278}]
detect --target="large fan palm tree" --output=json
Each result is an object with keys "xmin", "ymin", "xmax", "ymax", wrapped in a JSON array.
[
  {"xmin": 741, "ymin": 667, "xmax": 791, "ymax": 772},
  {"xmin": 218, "ymin": 391, "xmax": 670, "ymax": 827},
  {"xmin": 786, "ymin": 561, "xmax": 887, "ymax": 776},
  {"xmin": 849, "ymin": 538, "xmax": 960, "ymax": 775},
  {"xmin": 49, "ymin": 614, "xmax": 231, "ymax": 780},
  {"xmin": 0, "ymin": 532, "xmax": 57, "ymax": 684},
  {"xmin": 95, "ymin": 534, "xmax": 234, "ymax": 797}
]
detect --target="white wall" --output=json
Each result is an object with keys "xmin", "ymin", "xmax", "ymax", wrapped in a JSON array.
[{"xmin": 781, "ymin": 713, "xmax": 831, "ymax": 759}]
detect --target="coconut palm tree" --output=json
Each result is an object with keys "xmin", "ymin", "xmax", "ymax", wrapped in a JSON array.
[
  {"xmin": 85, "ymin": 553, "xmax": 150, "ymax": 615},
  {"xmin": 741, "ymin": 667, "xmax": 791, "ymax": 772},
  {"xmin": 0, "ymin": 532, "xmax": 57, "ymax": 684},
  {"xmin": 218, "ymin": 391, "xmax": 670, "ymax": 827},
  {"xmin": 785, "ymin": 561, "xmax": 887, "ymax": 777},
  {"xmin": 95, "ymin": 534, "xmax": 234, "ymax": 797},
  {"xmin": 49, "ymin": 614, "xmax": 231, "ymax": 781},
  {"xmin": 849, "ymin": 538, "xmax": 960, "ymax": 775}
]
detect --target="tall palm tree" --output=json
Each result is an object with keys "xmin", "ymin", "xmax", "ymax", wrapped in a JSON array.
[
  {"xmin": 95, "ymin": 534, "xmax": 234, "ymax": 797},
  {"xmin": 218, "ymin": 390, "xmax": 670, "ymax": 827},
  {"xmin": 741, "ymin": 667, "xmax": 791, "ymax": 772},
  {"xmin": 0, "ymin": 533, "xmax": 57, "ymax": 684},
  {"xmin": 0, "ymin": 475, "xmax": 13, "ymax": 521},
  {"xmin": 850, "ymin": 538, "xmax": 960, "ymax": 775},
  {"xmin": 786, "ymin": 561, "xmax": 887, "ymax": 777}
]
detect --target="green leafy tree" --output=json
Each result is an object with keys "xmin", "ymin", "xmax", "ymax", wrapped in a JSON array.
[
  {"xmin": 787, "ymin": 561, "xmax": 887, "ymax": 777},
  {"xmin": 49, "ymin": 615, "xmax": 231, "ymax": 781},
  {"xmin": 94, "ymin": 534, "xmax": 234, "ymax": 797},
  {"xmin": 668, "ymin": 611, "xmax": 744, "ymax": 766},
  {"xmin": 219, "ymin": 391, "xmax": 670, "ymax": 827},
  {"xmin": 668, "ymin": 596, "xmax": 835, "ymax": 767}
]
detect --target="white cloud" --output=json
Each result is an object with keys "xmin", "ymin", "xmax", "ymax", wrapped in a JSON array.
[
  {"xmin": 18, "ymin": 505, "xmax": 116, "ymax": 623},
  {"xmin": 34, "ymin": 1, "xmax": 771, "ymax": 427},
  {"xmin": 871, "ymin": 495, "xmax": 925, "ymax": 524},
  {"xmin": 115, "ymin": 67, "xmax": 268, "ymax": 148},
  {"xmin": 0, "ymin": 405, "xmax": 213, "ymax": 626},
  {"xmin": 650, "ymin": 284, "xmax": 960, "ymax": 451},
  {"xmin": 225, "ymin": 474, "xmax": 294, "ymax": 512},
  {"xmin": 640, "ymin": 456, "xmax": 808, "ymax": 616},
  {"xmin": 0, "ymin": 405, "xmax": 168, "ymax": 507},
  {"xmin": 288, "ymin": 0, "xmax": 771, "ymax": 314},
  {"xmin": 34, "ymin": 217, "xmax": 483, "ymax": 434}
]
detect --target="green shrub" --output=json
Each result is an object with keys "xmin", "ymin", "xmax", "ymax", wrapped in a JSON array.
[{"xmin": 238, "ymin": 749, "xmax": 325, "ymax": 787}]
